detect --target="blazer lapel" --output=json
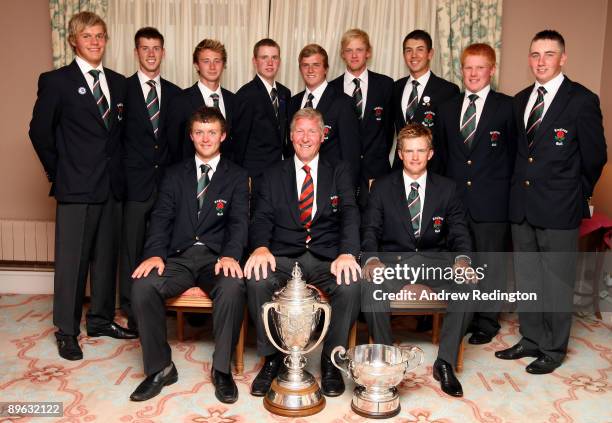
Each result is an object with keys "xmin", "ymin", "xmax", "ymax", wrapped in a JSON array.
[
  {"xmin": 316, "ymin": 85, "xmax": 334, "ymax": 114},
  {"xmin": 533, "ymin": 77, "xmax": 572, "ymax": 145},
  {"xmin": 68, "ymin": 61, "xmax": 106, "ymax": 130},
  {"xmin": 391, "ymin": 172, "xmax": 416, "ymax": 242},
  {"xmin": 312, "ymin": 161, "xmax": 332, "ymax": 223},
  {"xmin": 189, "ymin": 83, "xmax": 205, "ymax": 110},
  {"xmin": 395, "ymin": 78, "xmax": 408, "ymax": 125},
  {"xmin": 471, "ymin": 91, "xmax": 499, "ymax": 151},
  {"xmin": 448, "ymin": 95, "xmax": 467, "ymax": 155},
  {"xmin": 419, "ymin": 173, "xmax": 436, "ymax": 236},
  {"xmin": 254, "ymin": 77, "xmax": 280, "ymax": 131},
  {"xmin": 517, "ymin": 85, "xmax": 533, "ymax": 141},
  {"xmin": 158, "ymin": 79, "xmax": 171, "ymax": 133},
  {"xmin": 184, "ymin": 160, "xmax": 198, "ymax": 229},
  {"xmin": 105, "ymin": 69, "xmax": 120, "ymax": 133},
  {"xmin": 282, "ymin": 160, "xmax": 302, "ymax": 226}
]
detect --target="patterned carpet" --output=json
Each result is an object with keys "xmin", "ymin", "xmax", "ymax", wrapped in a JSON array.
[{"xmin": 0, "ymin": 294, "xmax": 610, "ymax": 423}]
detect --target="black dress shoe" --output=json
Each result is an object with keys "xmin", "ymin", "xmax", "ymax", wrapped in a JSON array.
[
  {"xmin": 526, "ymin": 355, "xmax": 561, "ymax": 374},
  {"xmin": 468, "ymin": 330, "xmax": 493, "ymax": 345},
  {"xmin": 130, "ymin": 363, "xmax": 178, "ymax": 401},
  {"xmin": 212, "ymin": 369, "xmax": 238, "ymax": 403},
  {"xmin": 433, "ymin": 358, "xmax": 463, "ymax": 397},
  {"xmin": 495, "ymin": 343, "xmax": 540, "ymax": 360},
  {"xmin": 321, "ymin": 353, "xmax": 345, "ymax": 397},
  {"xmin": 56, "ymin": 335, "xmax": 83, "ymax": 361},
  {"xmin": 251, "ymin": 353, "xmax": 283, "ymax": 396},
  {"xmin": 87, "ymin": 322, "xmax": 138, "ymax": 339}
]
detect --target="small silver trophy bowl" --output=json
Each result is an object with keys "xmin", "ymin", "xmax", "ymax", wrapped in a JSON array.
[
  {"xmin": 331, "ymin": 343, "xmax": 424, "ymax": 419},
  {"xmin": 261, "ymin": 263, "xmax": 331, "ymax": 417}
]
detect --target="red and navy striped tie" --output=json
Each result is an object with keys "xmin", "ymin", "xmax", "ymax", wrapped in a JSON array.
[
  {"xmin": 299, "ymin": 165, "xmax": 314, "ymax": 243},
  {"xmin": 526, "ymin": 86, "xmax": 547, "ymax": 148}
]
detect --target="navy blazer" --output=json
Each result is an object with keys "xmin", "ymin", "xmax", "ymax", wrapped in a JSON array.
[
  {"xmin": 122, "ymin": 73, "xmax": 181, "ymax": 201},
  {"xmin": 509, "ymin": 77, "xmax": 607, "ymax": 229},
  {"xmin": 143, "ymin": 156, "xmax": 249, "ymax": 261},
  {"xmin": 166, "ymin": 83, "xmax": 236, "ymax": 162},
  {"xmin": 233, "ymin": 76, "xmax": 291, "ymax": 177},
  {"xmin": 250, "ymin": 157, "xmax": 360, "ymax": 260},
  {"xmin": 29, "ymin": 60, "xmax": 126, "ymax": 202},
  {"xmin": 330, "ymin": 70, "xmax": 394, "ymax": 180},
  {"xmin": 288, "ymin": 84, "xmax": 361, "ymax": 185},
  {"xmin": 362, "ymin": 170, "xmax": 472, "ymax": 254},
  {"xmin": 435, "ymin": 90, "xmax": 517, "ymax": 222}
]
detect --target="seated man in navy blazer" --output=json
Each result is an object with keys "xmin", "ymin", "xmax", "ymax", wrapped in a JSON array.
[
  {"xmin": 244, "ymin": 108, "xmax": 362, "ymax": 397},
  {"xmin": 129, "ymin": 107, "xmax": 249, "ymax": 404},
  {"xmin": 288, "ymin": 44, "xmax": 361, "ymax": 187},
  {"xmin": 361, "ymin": 124, "xmax": 474, "ymax": 397}
]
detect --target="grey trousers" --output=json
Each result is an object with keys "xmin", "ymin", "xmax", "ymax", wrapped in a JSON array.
[{"xmin": 131, "ymin": 245, "xmax": 246, "ymax": 375}]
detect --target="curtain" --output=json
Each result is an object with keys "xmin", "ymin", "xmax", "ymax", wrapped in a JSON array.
[
  {"xmin": 269, "ymin": 0, "xmax": 438, "ymax": 94},
  {"xmin": 104, "ymin": 0, "xmax": 269, "ymax": 90},
  {"xmin": 50, "ymin": 0, "xmax": 108, "ymax": 68},
  {"xmin": 435, "ymin": 0, "xmax": 503, "ymax": 88}
]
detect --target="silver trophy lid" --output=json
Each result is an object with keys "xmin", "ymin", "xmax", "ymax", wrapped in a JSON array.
[{"xmin": 274, "ymin": 263, "xmax": 318, "ymax": 303}]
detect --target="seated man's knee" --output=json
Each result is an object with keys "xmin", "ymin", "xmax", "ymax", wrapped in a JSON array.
[
  {"xmin": 216, "ymin": 276, "xmax": 246, "ymax": 298},
  {"xmin": 131, "ymin": 277, "xmax": 158, "ymax": 305}
]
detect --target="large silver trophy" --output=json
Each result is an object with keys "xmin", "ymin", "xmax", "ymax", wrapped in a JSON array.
[
  {"xmin": 331, "ymin": 344, "xmax": 424, "ymax": 419},
  {"xmin": 261, "ymin": 263, "xmax": 331, "ymax": 417}
]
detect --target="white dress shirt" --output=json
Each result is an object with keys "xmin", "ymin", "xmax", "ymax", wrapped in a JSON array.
[
  {"xmin": 343, "ymin": 69, "xmax": 368, "ymax": 119},
  {"xmin": 403, "ymin": 170, "xmax": 427, "ymax": 230},
  {"xmin": 459, "ymin": 85, "xmax": 491, "ymax": 130},
  {"xmin": 295, "ymin": 154, "xmax": 319, "ymax": 218},
  {"xmin": 401, "ymin": 70, "xmax": 431, "ymax": 118},
  {"xmin": 523, "ymin": 72, "xmax": 565, "ymax": 127},
  {"xmin": 198, "ymin": 81, "xmax": 226, "ymax": 118},
  {"xmin": 137, "ymin": 70, "xmax": 161, "ymax": 104},
  {"xmin": 301, "ymin": 81, "xmax": 328, "ymax": 109},
  {"xmin": 75, "ymin": 55, "xmax": 111, "ymax": 105}
]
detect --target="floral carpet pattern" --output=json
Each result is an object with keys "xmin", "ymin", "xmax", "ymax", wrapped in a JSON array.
[{"xmin": 0, "ymin": 294, "xmax": 610, "ymax": 423}]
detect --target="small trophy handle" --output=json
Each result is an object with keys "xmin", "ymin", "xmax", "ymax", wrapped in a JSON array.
[
  {"xmin": 330, "ymin": 345, "xmax": 350, "ymax": 377},
  {"xmin": 302, "ymin": 302, "xmax": 331, "ymax": 355},
  {"xmin": 261, "ymin": 302, "xmax": 292, "ymax": 355},
  {"xmin": 400, "ymin": 345, "xmax": 424, "ymax": 375}
]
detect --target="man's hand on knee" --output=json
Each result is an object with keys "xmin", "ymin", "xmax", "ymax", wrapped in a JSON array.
[
  {"xmin": 215, "ymin": 256, "xmax": 243, "ymax": 278},
  {"xmin": 132, "ymin": 256, "xmax": 165, "ymax": 279},
  {"xmin": 331, "ymin": 254, "xmax": 361, "ymax": 285},
  {"xmin": 244, "ymin": 247, "xmax": 276, "ymax": 281}
]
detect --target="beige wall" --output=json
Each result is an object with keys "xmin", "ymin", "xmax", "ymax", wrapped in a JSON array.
[
  {"xmin": 0, "ymin": 0, "xmax": 55, "ymax": 220},
  {"xmin": 0, "ymin": 0, "xmax": 610, "ymax": 222}
]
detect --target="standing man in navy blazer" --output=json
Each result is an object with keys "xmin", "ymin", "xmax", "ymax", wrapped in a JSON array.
[
  {"xmin": 120, "ymin": 27, "xmax": 181, "ymax": 330},
  {"xmin": 288, "ymin": 44, "xmax": 361, "ymax": 187},
  {"xmin": 330, "ymin": 29, "xmax": 394, "ymax": 204},
  {"xmin": 167, "ymin": 39, "xmax": 235, "ymax": 161},
  {"xmin": 129, "ymin": 107, "xmax": 249, "ymax": 403},
  {"xmin": 244, "ymin": 108, "xmax": 362, "ymax": 398},
  {"xmin": 361, "ymin": 124, "xmax": 474, "ymax": 397},
  {"xmin": 435, "ymin": 43, "xmax": 517, "ymax": 344},
  {"xmin": 496, "ymin": 30, "xmax": 606, "ymax": 374},
  {"xmin": 392, "ymin": 30, "xmax": 459, "ymax": 169},
  {"xmin": 233, "ymin": 39, "xmax": 291, "ymax": 180},
  {"xmin": 29, "ymin": 12, "xmax": 136, "ymax": 361}
]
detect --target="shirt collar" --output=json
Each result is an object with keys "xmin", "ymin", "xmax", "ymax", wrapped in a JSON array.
[
  {"xmin": 344, "ymin": 68, "xmax": 369, "ymax": 86},
  {"xmin": 294, "ymin": 154, "xmax": 320, "ymax": 174},
  {"xmin": 403, "ymin": 170, "xmax": 427, "ymax": 188},
  {"xmin": 75, "ymin": 55, "xmax": 103, "ymax": 75},
  {"xmin": 137, "ymin": 70, "xmax": 161, "ymax": 87},
  {"xmin": 465, "ymin": 84, "xmax": 491, "ymax": 102},
  {"xmin": 408, "ymin": 70, "xmax": 431, "ymax": 87},
  {"xmin": 256, "ymin": 74, "xmax": 277, "ymax": 94},
  {"xmin": 198, "ymin": 81, "xmax": 222, "ymax": 98},
  {"xmin": 195, "ymin": 153, "xmax": 221, "ymax": 173},
  {"xmin": 305, "ymin": 80, "xmax": 328, "ymax": 101},
  {"xmin": 535, "ymin": 72, "xmax": 565, "ymax": 93}
]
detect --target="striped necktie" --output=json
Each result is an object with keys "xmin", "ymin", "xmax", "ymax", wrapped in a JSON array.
[
  {"xmin": 145, "ymin": 80, "xmax": 160, "ymax": 138},
  {"xmin": 405, "ymin": 80, "xmax": 419, "ymax": 123},
  {"xmin": 407, "ymin": 182, "xmax": 421, "ymax": 237},
  {"xmin": 304, "ymin": 93, "xmax": 315, "ymax": 109},
  {"xmin": 210, "ymin": 93, "xmax": 220, "ymax": 110},
  {"xmin": 197, "ymin": 164, "xmax": 211, "ymax": 209},
  {"xmin": 299, "ymin": 165, "xmax": 314, "ymax": 243},
  {"xmin": 270, "ymin": 87, "xmax": 279, "ymax": 117},
  {"xmin": 460, "ymin": 94, "xmax": 479, "ymax": 148},
  {"xmin": 526, "ymin": 86, "xmax": 547, "ymax": 148},
  {"xmin": 88, "ymin": 69, "xmax": 110, "ymax": 128},
  {"xmin": 352, "ymin": 78, "xmax": 363, "ymax": 119}
]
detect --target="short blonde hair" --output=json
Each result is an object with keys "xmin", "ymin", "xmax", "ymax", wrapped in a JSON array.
[
  {"xmin": 193, "ymin": 39, "xmax": 227, "ymax": 64},
  {"xmin": 290, "ymin": 108, "xmax": 324, "ymax": 134},
  {"xmin": 397, "ymin": 124, "xmax": 433, "ymax": 150},
  {"xmin": 340, "ymin": 28, "xmax": 372, "ymax": 53},
  {"xmin": 68, "ymin": 11, "xmax": 108, "ymax": 52},
  {"xmin": 298, "ymin": 44, "xmax": 329, "ymax": 69}
]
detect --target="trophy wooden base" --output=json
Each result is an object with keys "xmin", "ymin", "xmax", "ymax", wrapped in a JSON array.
[{"xmin": 263, "ymin": 378, "xmax": 326, "ymax": 417}]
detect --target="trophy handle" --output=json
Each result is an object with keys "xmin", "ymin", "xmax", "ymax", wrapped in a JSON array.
[
  {"xmin": 330, "ymin": 345, "xmax": 350, "ymax": 377},
  {"xmin": 400, "ymin": 345, "xmax": 424, "ymax": 374},
  {"xmin": 301, "ymin": 302, "xmax": 331, "ymax": 355},
  {"xmin": 261, "ymin": 302, "xmax": 292, "ymax": 355}
]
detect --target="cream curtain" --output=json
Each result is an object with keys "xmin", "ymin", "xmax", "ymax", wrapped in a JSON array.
[
  {"xmin": 269, "ymin": 0, "xmax": 438, "ymax": 94},
  {"xmin": 50, "ymin": 0, "xmax": 108, "ymax": 68},
  {"xmin": 435, "ymin": 0, "xmax": 503, "ymax": 87},
  {"xmin": 104, "ymin": 0, "xmax": 269, "ymax": 90}
]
